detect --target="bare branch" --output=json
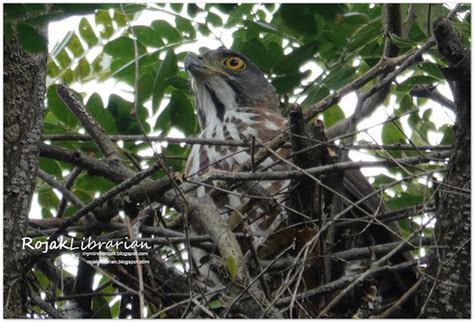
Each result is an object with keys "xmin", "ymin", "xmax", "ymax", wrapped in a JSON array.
[
  {"xmin": 56, "ymin": 84, "xmax": 121, "ymax": 161},
  {"xmin": 204, "ymin": 151, "xmax": 450, "ymax": 182}
]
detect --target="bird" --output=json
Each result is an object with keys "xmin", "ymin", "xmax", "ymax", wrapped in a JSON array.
[{"xmin": 183, "ymin": 47, "xmax": 417, "ymax": 317}]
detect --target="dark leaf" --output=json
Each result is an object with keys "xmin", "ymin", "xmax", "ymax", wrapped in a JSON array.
[
  {"xmin": 92, "ymin": 297, "xmax": 112, "ymax": 318},
  {"xmin": 38, "ymin": 158, "xmax": 62, "ymax": 177},
  {"xmin": 131, "ymin": 25, "xmax": 164, "ymax": 48},
  {"xmin": 152, "ymin": 50, "xmax": 178, "ymax": 113},
  {"xmin": 16, "ymin": 22, "xmax": 48, "ymax": 53},
  {"xmin": 323, "ymin": 104, "xmax": 345, "ymax": 128},
  {"xmin": 272, "ymin": 71, "xmax": 310, "ymax": 94},
  {"xmin": 47, "ymin": 85, "xmax": 79, "ymax": 128},
  {"xmin": 86, "ymin": 93, "xmax": 118, "ymax": 134},
  {"xmin": 151, "ymin": 20, "xmax": 182, "ymax": 43},
  {"xmin": 386, "ymin": 194, "xmax": 424, "ymax": 210},
  {"xmin": 175, "ymin": 16, "xmax": 196, "ymax": 39},
  {"xmin": 79, "ymin": 17, "xmax": 98, "ymax": 47},
  {"xmin": 279, "ymin": 4, "xmax": 318, "ymax": 35},
  {"xmin": 167, "ymin": 91, "xmax": 197, "ymax": 135},
  {"xmin": 274, "ymin": 41, "xmax": 319, "ymax": 74},
  {"xmin": 104, "ymin": 37, "xmax": 136, "ymax": 58},
  {"xmin": 239, "ymin": 38, "xmax": 271, "ymax": 72},
  {"xmin": 95, "ymin": 10, "xmax": 114, "ymax": 39}
]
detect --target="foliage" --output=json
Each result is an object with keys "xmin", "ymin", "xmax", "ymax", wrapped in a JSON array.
[{"xmin": 5, "ymin": 3, "xmax": 470, "ymax": 318}]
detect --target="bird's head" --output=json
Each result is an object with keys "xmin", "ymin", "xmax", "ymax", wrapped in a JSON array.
[{"xmin": 184, "ymin": 47, "xmax": 278, "ymax": 128}]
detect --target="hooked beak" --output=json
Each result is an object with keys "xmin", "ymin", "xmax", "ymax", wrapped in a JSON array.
[
  {"xmin": 184, "ymin": 53, "xmax": 228, "ymax": 80},
  {"xmin": 184, "ymin": 54, "xmax": 201, "ymax": 72}
]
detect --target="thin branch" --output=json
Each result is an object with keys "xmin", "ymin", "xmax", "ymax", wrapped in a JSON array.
[
  {"xmin": 49, "ymin": 163, "xmax": 161, "ymax": 240},
  {"xmin": 331, "ymin": 236, "xmax": 433, "ymax": 262},
  {"xmin": 204, "ymin": 150, "xmax": 450, "ymax": 182},
  {"xmin": 56, "ymin": 84, "xmax": 121, "ymax": 161},
  {"xmin": 275, "ymin": 259, "xmax": 418, "ymax": 306},
  {"xmin": 56, "ymin": 167, "xmax": 82, "ymax": 218},
  {"xmin": 37, "ymin": 169, "xmax": 85, "ymax": 210},
  {"xmin": 376, "ymin": 276, "xmax": 425, "ymax": 318}
]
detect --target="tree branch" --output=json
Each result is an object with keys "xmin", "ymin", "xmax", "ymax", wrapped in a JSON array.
[
  {"xmin": 203, "ymin": 151, "xmax": 450, "ymax": 182},
  {"xmin": 56, "ymin": 84, "xmax": 121, "ymax": 161}
]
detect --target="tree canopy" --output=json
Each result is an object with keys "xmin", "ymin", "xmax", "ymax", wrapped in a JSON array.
[{"xmin": 4, "ymin": 3, "xmax": 471, "ymax": 318}]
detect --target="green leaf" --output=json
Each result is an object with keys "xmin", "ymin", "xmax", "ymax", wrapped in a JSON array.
[
  {"xmin": 422, "ymin": 108, "xmax": 432, "ymax": 122},
  {"xmin": 324, "ymin": 65, "xmax": 356, "ymax": 89},
  {"xmin": 55, "ymin": 49, "xmax": 72, "ymax": 68},
  {"xmin": 107, "ymin": 94, "xmax": 132, "ymax": 132},
  {"xmin": 86, "ymin": 93, "xmax": 118, "ymax": 134},
  {"xmin": 79, "ymin": 17, "xmax": 98, "ymax": 47},
  {"xmin": 131, "ymin": 25, "xmax": 164, "ymax": 48},
  {"xmin": 76, "ymin": 175, "xmax": 115, "ymax": 193},
  {"xmin": 413, "ymin": 4, "xmax": 450, "ymax": 36},
  {"xmin": 48, "ymin": 59, "xmax": 60, "ymax": 78},
  {"xmin": 152, "ymin": 51, "xmax": 178, "ymax": 113},
  {"xmin": 34, "ymin": 270, "xmax": 50, "ymax": 289},
  {"xmin": 67, "ymin": 34, "xmax": 84, "ymax": 57},
  {"xmin": 225, "ymin": 256, "xmax": 238, "ymax": 280},
  {"xmin": 386, "ymin": 194, "xmax": 424, "ymax": 210},
  {"xmin": 244, "ymin": 20, "xmax": 277, "ymax": 33},
  {"xmin": 167, "ymin": 91, "xmax": 196, "ymax": 135},
  {"xmin": 439, "ymin": 124, "xmax": 454, "ymax": 145},
  {"xmin": 167, "ymin": 76, "xmax": 190, "ymax": 90},
  {"xmin": 207, "ymin": 12, "xmax": 223, "ymax": 27},
  {"xmin": 16, "ymin": 22, "xmax": 48, "ymax": 53},
  {"xmin": 302, "ymin": 86, "xmax": 330, "ymax": 106},
  {"xmin": 209, "ymin": 299, "xmax": 223, "ymax": 309},
  {"xmin": 272, "ymin": 71, "xmax": 310, "ymax": 94},
  {"xmin": 323, "ymin": 105, "xmax": 345, "ymax": 128},
  {"xmin": 382, "ymin": 120, "xmax": 405, "ymax": 145},
  {"xmin": 92, "ymin": 297, "xmax": 112, "ymax": 318},
  {"xmin": 274, "ymin": 41, "xmax": 319, "ymax": 74},
  {"xmin": 151, "ymin": 20, "xmax": 181, "ymax": 43},
  {"xmin": 38, "ymin": 158, "xmax": 62, "ymax": 177},
  {"xmin": 38, "ymin": 186, "xmax": 60, "ymax": 210},
  {"xmin": 47, "ymin": 85, "xmax": 79, "ymax": 128},
  {"xmin": 76, "ymin": 58, "xmax": 91, "ymax": 79},
  {"xmin": 187, "ymin": 4, "xmax": 199, "ymax": 18},
  {"xmin": 399, "ymin": 95, "xmax": 416, "ymax": 114},
  {"xmin": 137, "ymin": 74, "xmax": 155, "ymax": 105},
  {"xmin": 170, "ymin": 3, "xmax": 183, "ymax": 12},
  {"xmin": 389, "ymin": 33, "xmax": 419, "ymax": 49},
  {"xmin": 175, "ymin": 16, "xmax": 196, "ymax": 39},
  {"xmin": 381, "ymin": 119, "xmax": 406, "ymax": 158},
  {"xmin": 95, "ymin": 10, "xmax": 114, "ymax": 39},
  {"xmin": 154, "ymin": 104, "xmax": 171, "ymax": 134},
  {"xmin": 239, "ymin": 38, "xmax": 271, "ymax": 72},
  {"xmin": 280, "ymin": 4, "xmax": 318, "ymax": 35},
  {"xmin": 342, "ymin": 12, "xmax": 369, "ymax": 24},
  {"xmin": 104, "ymin": 37, "xmax": 135, "ymax": 58},
  {"xmin": 418, "ymin": 62, "xmax": 444, "ymax": 79},
  {"xmin": 397, "ymin": 76, "xmax": 439, "ymax": 92}
]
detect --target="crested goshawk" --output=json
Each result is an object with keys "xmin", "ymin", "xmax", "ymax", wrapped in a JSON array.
[{"xmin": 184, "ymin": 47, "xmax": 416, "ymax": 317}]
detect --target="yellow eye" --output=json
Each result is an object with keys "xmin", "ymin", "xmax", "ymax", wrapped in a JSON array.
[{"xmin": 223, "ymin": 56, "xmax": 245, "ymax": 70}]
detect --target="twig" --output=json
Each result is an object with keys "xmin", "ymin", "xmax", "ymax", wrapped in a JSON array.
[
  {"xmin": 331, "ymin": 236, "xmax": 433, "ymax": 262},
  {"xmin": 37, "ymin": 169, "xmax": 85, "ymax": 210},
  {"xmin": 56, "ymin": 167, "xmax": 82, "ymax": 218},
  {"xmin": 49, "ymin": 163, "xmax": 161, "ymax": 240},
  {"xmin": 56, "ymin": 84, "xmax": 121, "ymax": 161},
  {"xmin": 204, "ymin": 150, "xmax": 450, "ymax": 182},
  {"xmin": 41, "ymin": 134, "xmax": 452, "ymax": 151},
  {"xmin": 276, "ymin": 259, "xmax": 417, "ymax": 306},
  {"xmin": 376, "ymin": 276, "xmax": 425, "ymax": 318}
]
